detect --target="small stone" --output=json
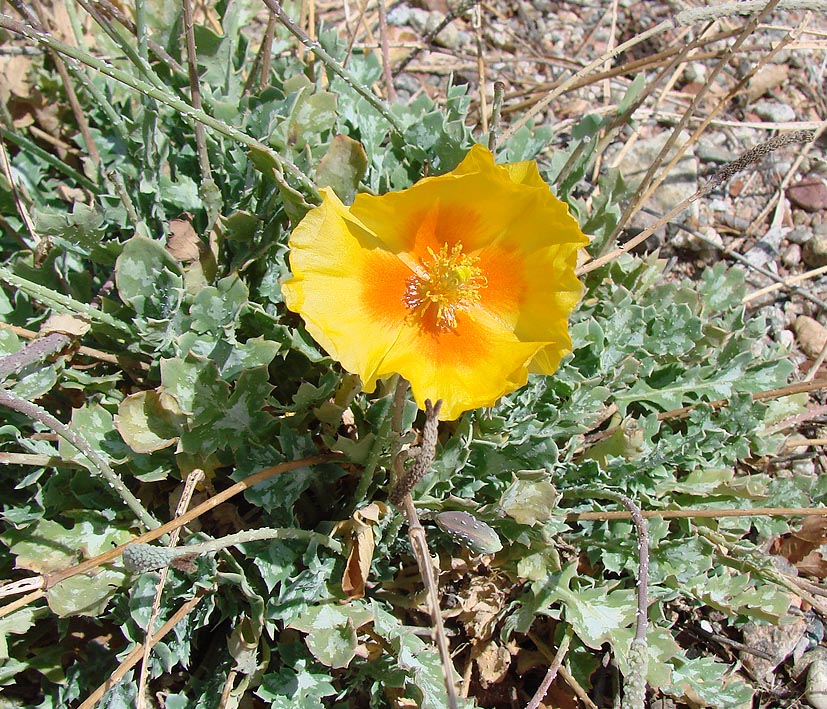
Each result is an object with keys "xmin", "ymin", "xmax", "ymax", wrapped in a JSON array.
[
  {"xmin": 793, "ymin": 315, "xmax": 827, "ymax": 359},
  {"xmin": 788, "ymin": 227, "xmax": 813, "ymax": 244},
  {"xmin": 792, "ymin": 458, "xmax": 817, "ymax": 476},
  {"xmin": 743, "ymin": 226, "xmax": 785, "ymax": 269},
  {"xmin": 782, "ymin": 243, "xmax": 802, "ymax": 269},
  {"xmin": 696, "ymin": 143, "xmax": 737, "ymax": 165},
  {"xmin": 425, "ymin": 11, "xmax": 464, "ymax": 50},
  {"xmin": 671, "ymin": 224, "xmax": 721, "ymax": 255},
  {"xmin": 803, "ymin": 233, "xmax": 827, "ymax": 267},
  {"xmin": 752, "ymin": 100, "xmax": 796, "ymax": 123},
  {"xmin": 683, "ymin": 61, "xmax": 707, "ymax": 83},
  {"xmin": 788, "ymin": 176, "xmax": 827, "ymax": 212},
  {"xmin": 387, "ymin": 4, "xmax": 413, "ymax": 25}
]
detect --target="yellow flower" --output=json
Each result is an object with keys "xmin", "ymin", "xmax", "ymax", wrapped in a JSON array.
[{"xmin": 282, "ymin": 144, "xmax": 589, "ymax": 420}]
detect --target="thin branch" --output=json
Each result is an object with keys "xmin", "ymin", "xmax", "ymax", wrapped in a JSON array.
[
  {"xmin": 402, "ymin": 494, "xmax": 459, "ymax": 709},
  {"xmin": 0, "ymin": 14, "xmax": 320, "ymax": 202},
  {"xmin": 393, "ymin": 0, "xmax": 478, "ymax": 75},
  {"xmin": 0, "ymin": 264, "xmax": 131, "ymax": 332},
  {"xmin": 582, "ymin": 377, "xmax": 827, "ymax": 449},
  {"xmin": 0, "ymin": 455, "xmax": 340, "ymax": 609},
  {"xmin": 675, "ymin": 1, "xmax": 827, "ymax": 25},
  {"xmin": 473, "ymin": 3, "xmax": 487, "ymax": 134},
  {"xmin": 377, "ymin": 0, "xmax": 396, "ymax": 102},
  {"xmin": 0, "ymin": 388, "xmax": 160, "ymax": 530},
  {"xmin": 0, "ymin": 321, "xmax": 150, "ymax": 372},
  {"xmin": 389, "ymin": 399, "xmax": 441, "ymax": 505},
  {"xmin": 181, "ymin": 0, "xmax": 212, "ymax": 182},
  {"xmin": 122, "ymin": 526, "xmax": 343, "ymax": 573},
  {"xmin": 388, "ymin": 394, "xmax": 457, "ymax": 708},
  {"xmin": 500, "ymin": 20, "xmax": 674, "ymax": 144},
  {"xmin": 565, "ymin": 506, "xmax": 827, "ymax": 522},
  {"xmin": 744, "ymin": 263, "xmax": 827, "ymax": 304},
  {"xmin": 564, "ymin": 489, "xmax": 649, "ymax": 709},
  {"xmin": 0, "ymin": 331, "xmax": 69, "ymax": 383},
  {"xmin": 260, "ymin": 0, "xmax": 403, "ymax": 135},
  {"xmin": 628, "ymin": 12, "xmax": 808, "ymax": 234},
  {"xmin": 577, "ymin": 130, "xmax": 815, "ymax": 276},
  {"xmin": 604, "ymin": 0, "xmax": 783, "ymax": 248},
  {"xmin": 136, "ymin": 469, "xmax": 204, "ymax": 709},
  {"xmin": 525, "ymin": 629, "xmax": 573, "ymax": 709},
  {"xmin": 488, "ymin": 80, "xmax": 505, "ymax": 153},
  {"xmin": 78, "ymin": 592, "xmax": 207, "ymax": 709},
  {"xmin": 0, "ymin": 124, "xmax": 38, "ymax": 249},
  {"xmin": 260, "ymin": 10, "xmax": 277, "ymax": 91}
]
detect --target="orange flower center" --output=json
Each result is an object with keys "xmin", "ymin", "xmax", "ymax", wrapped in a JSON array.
[{"xmin": 403, "ymin": 243, "xmax": 487, "ymax": 331}]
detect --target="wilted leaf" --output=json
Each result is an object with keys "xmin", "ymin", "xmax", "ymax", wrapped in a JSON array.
[
  {"xmin": 115, "ymin": 389, "xmax": 184, "ymax": 453},
  {"xmin": 316, "ymin": 135, "xmax": 368, "ymax": 204},
  {"xmin": 500, "ymin": 477, "xmax": 559, "ymax": 526}
]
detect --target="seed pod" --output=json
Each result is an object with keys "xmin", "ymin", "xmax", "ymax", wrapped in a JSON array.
[
  {"xmin": 122, "ymin": 543, "xmax": 179, "ymax": 573},
  {"xmin": 434, "ymin": 511, "xmax": 502, "ymax": 555}
]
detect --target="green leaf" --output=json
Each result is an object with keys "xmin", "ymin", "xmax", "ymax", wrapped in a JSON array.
[
  {"xmin": 315, "ymin": 134, "xmax": 368, "ymax": 204},
  {"xmin": 115, "ymin": 236, "xmax": 184, "ymax": 320},
  {"xmin": 288, "ymin": 603, "xmax": 374, "ymax": 668},
  {"xmin": 287, "ymin": 90, "xmax": 337, "ymax": 152},
  {"xmin": 34, "ymin": 201, "xmax": 105, "ymax": 251},
  {"xmin": 59, "ymin": 402, "xmax": 132, "ymax": 470},
  {"xmin": 3, "ymin": 513, "xmax": 131, "ymax": 617}
]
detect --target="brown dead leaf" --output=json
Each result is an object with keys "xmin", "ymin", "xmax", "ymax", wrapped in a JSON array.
[
  {"xmin": 746, "ymin": 64, "xmax": 789, "ymax": 103},
  {"xmin": 741, "ymin": 617, "xmax": 807, "ymax": 681},
  {"xmin": 56, "ymin": 184, "xmax": 89, "ymax": 204},
  {"xmin": 0, "ymin": 55, "xmax": 35, "ymax": 105},
  {"xmin": 456, "ymin": 577, "xmax": 506, "ymax": 641},
  {"xmin": 336, "ymin": 503, "xmax": 389, "ymax": 599},
  {"xmin": 797, "ymin": 551, "xmax": 827, "ymax": 579},
  {"xmin": 166, "ymin": 216, "xmax": 202, "ymax": 262},
  {"xmin": 41, "ymin": 313, "xmax": 90, "ymax": 338},
  {"xmin": 776, "ymin": 516, "xmax": 827, "ymax": 564},
  {"xmin": 473, "ymin": 641, "xmax": 511, "ymax": 688}
]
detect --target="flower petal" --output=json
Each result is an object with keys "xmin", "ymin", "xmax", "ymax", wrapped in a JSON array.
[
  {"xmin": 282, "ymin": 188, "xmax": 410, "ymax": 390},
  {"xmin": 282, "ymin": 145, "xmax": 590, "ymax": 419}
]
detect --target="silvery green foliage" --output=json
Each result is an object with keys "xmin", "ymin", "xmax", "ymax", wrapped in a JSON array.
[{"xmin": 0, "ymin": 3, "xmax": 816, "ymax": 707}]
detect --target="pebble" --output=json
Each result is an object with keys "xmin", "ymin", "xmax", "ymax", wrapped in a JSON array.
[
  {"xmin": 788, "ymin": 176, "xmax": 827, "ymax": 212},
  {"xmin": 696, "ymin": 143, "xmax": 737, "ymax": 165},
  {"xmin": 793, "ymin": 315, "xmax": 827, "ymax": 359},
  {"xmin": 671, "ymin": 224, "xmax": 722, "ymax": 255},
  {"xmin": 684, "ymin": 61, "xmax": 707, "ymax": 83},
  {"xmin": 782, "ymin": 243, "xmax": 802, "ymax": 268},
  {"xmin": 613, "ymin": 132, "xmax": 698, "ymax": 216},
  {"xmin": 743, "ymin": 226, "xmax": 785, "ymax": 269},
  {"xmin": 788, "ymin": 227, "xmax": 813, "ymax": 244},
  {"xmin": 757, "ymin": 305, "xmax": 788, "ymax": 341},
  {"xmin": 792, "ymin": 458, "xmax": 816, "ymax": 476},
  {"xmin": 424, "ymin": 12, "xmax": 466, "ymax": 50},
  {"xmin": 752, "ymin": 100, "xmax": 796, "ymax": 123},
  {"xmin": 803, "ymin": 233, "xmax": 827, "ymax": 267}
]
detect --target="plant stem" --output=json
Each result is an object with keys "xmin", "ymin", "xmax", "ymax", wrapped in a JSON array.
[
  {"xmin": 0, "ymin": 265, "xmax": 132, "ymax": 333},
  {"xmin": 0, "ymin": 14, "xmax": 320, "ymax": 202},
  {"xmin": 122, "ymin": 526, "xmax": 342, "ymax": 573},
  {"xmin": 181, "ymin": 0, "xmax": 212, "ymax": 183},
  {"xmin": 0, "ymin": 388, "xmax": 160, "ymax": 530},
  {"xmin": 261, "ymin": 0, "xmax": 404, "ymax": 136}
]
